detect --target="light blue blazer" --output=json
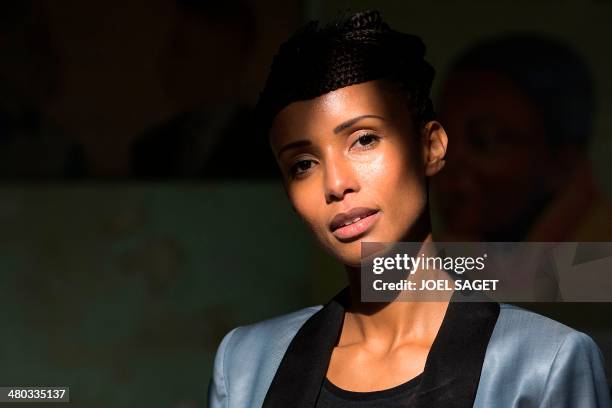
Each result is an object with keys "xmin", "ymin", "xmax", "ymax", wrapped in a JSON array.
[{"xmin": 208, "ymin": 288, "xmax": 611, "ymax": 407}]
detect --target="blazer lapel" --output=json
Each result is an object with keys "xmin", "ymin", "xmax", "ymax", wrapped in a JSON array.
[
  {"xmin": 412, "ymin": 296, "xmax": 500, "ymax": 407},
  {"xmin": 262, "ymin": 287, "xmax": 500, "ymax": 407},
  {"xmin": 262, "ymin": 287, "xmax": 348, "ymax": 407}
]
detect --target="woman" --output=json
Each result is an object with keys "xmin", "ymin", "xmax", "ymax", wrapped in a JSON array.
[{"xmin": 208, "ymin": 10, "xmax": 610, "ymax": 407}]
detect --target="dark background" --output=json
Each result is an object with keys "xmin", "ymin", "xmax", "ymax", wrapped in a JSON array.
[{"xmin": 1, "ymin": 1, "xmax": 611, "ymax": 406}]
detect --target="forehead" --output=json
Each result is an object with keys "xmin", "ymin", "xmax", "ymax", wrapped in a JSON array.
[{"xmin": 268, "ymin": 79, "xmax": 409, "ymax": 147}]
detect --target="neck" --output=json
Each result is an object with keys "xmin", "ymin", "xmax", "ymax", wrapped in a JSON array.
[{"xmin": 341, "ymin": 231, "xmax": 451, "ymax": 349}]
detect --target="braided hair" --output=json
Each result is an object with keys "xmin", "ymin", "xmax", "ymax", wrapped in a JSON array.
[{"xmin": 255, "ymin": 10, "xmax": 436, "ymax": 136}]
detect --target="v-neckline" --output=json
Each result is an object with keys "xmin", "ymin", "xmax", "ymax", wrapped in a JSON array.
[{"xmin": 262, "ymin": 286, "xmax": 500, "ymax": 407}]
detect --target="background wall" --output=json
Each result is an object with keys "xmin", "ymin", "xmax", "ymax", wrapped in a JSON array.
[{"xmin": 0, "ymin": 184, "xmax": 329, "ymax": 407}]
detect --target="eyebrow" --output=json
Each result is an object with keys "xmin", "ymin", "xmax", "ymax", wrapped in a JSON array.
[
  {"xmin": 277, "ymin": 139, "xmax": 312, "ymax": 159},
  {"xmin": 333, "ymin": 114, "xmax": 384, "ymax": 134},
  {"xmin": 276, "ymin": 114, "xmax": 384, "ymax": 158}
]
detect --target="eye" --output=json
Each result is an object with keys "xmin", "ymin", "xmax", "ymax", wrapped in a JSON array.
[
  {"xmin": 352, "ymin": 133, "xmax": 380, "ymax": 150},
  {"xmin": 289, "ymin": 159, "xmax": 316, "ymax": 178}
]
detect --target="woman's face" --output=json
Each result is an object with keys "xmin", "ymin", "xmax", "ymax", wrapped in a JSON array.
[{"xmin": 269, "ymin": 79, "xmax": 447, "ymax": 266}]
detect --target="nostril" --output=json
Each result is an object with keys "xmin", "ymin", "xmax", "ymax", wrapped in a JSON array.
[{"xmin": 326, "ymin": 187, "xmax": 356, "ymax": 204}]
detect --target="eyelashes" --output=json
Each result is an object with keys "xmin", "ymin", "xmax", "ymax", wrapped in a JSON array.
[
  {"xmin": 289, "ymin": 159, "xmax": 316, "ymax": 177},
  {"xmin": 354, "ymin": 133, "xmax": 380, "ymax": 150},
  {"xmin": 287, "ymin": 133, "xmax": 381, "ymax": 179}
]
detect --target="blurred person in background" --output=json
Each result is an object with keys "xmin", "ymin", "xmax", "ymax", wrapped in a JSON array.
[
  {"xmin": 433, "ymin": 34, "xmax": 612, "ymax": 393},
  {"xmin": 433, "ymin": 34, "xmax": 611, "ymax": 242}
]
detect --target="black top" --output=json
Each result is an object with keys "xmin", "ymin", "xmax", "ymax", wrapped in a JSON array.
[
  {"xmin": 315, "ymin": 373, "xmax": 423, "ymax": 407},
  {"xmin": 262, "ymin": 287, "xmax": 500, "ymax": 408}
]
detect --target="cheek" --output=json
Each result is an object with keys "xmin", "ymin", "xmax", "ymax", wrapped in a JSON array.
[
  {"xmin": 361, "ymin": 145, "xmax": 427, "ymax": 228},
  {"xmin": 356, "ymin": 136, "xmax": 421, "ymax": 186},
  {"xmin": 390, "ymin": 172, "xmax": 426, "ymax": 217},
  {"xmin": 287, "ymin": 182, "xmax": 327, "ymax": 236},
  {"xmin": 379, "ymin": 142, "xmax": 424, "ymax": 191}
]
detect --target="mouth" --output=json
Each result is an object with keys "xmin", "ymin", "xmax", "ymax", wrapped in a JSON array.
[{"xmin": 329, "ymin": 207, "xmax": 380, "ymax": 242}]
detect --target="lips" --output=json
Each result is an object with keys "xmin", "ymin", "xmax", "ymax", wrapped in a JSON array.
[{"xmin": 330, "ymin": 207, "xmax": 379, "ymax": 233}]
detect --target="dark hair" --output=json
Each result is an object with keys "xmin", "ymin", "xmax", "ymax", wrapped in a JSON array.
[
  {"xmin": 447, "ymin": 33, "xmax": 595, "ymax": 150},
  {"xmin": 255, "ymin": 10, "xmax": 436, "ymax": 136}
]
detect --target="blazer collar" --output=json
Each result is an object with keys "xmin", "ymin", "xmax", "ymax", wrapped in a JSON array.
[{"xmin": 263, "ymin": 287, "xmax": 500, "ymax": 408}]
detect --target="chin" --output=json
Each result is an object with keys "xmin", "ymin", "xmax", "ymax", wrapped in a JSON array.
[
  {"xmin": 329, "ymin": 237, "xmax": 381, "ymax": 268},
  {"xmin": 337, "ymin": 253, "xmax": 362, "ymax": 268},
  {"xmin": 319, "ymin": 238, "xmax": 359, "ymax": 268}
]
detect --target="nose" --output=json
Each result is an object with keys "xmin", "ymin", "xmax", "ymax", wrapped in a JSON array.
[{"xmin": 323, "ymin": 153, "xmax": 359, "ymax": 204}]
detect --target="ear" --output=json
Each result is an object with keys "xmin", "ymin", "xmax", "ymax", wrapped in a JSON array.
[{"xmin": 421, "ymin": 121, "xmax": 448, "ymax": 177}]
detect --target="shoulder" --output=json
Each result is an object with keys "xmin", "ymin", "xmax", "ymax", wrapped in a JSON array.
[
  {"xmin": 209, "ymin": 305, "xmax": 322, "ymax": 407},
  {"xmin": 475, "ymin": 303, "xmax": 610, "ymax": 407},
  {"xmin": 212, "ymin": 305, "xmax": 322, "ymax": 378},
  {"xmin": 224, "ymin": 305, "xmax": 323, "ymax": 355},
  {"xmin": 496, "ymin": 303, "xmax": 576, "ymax": 340},
  {"xmin": 491, "ymin": 303, "xmax": 603, "ymax": 363}
]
